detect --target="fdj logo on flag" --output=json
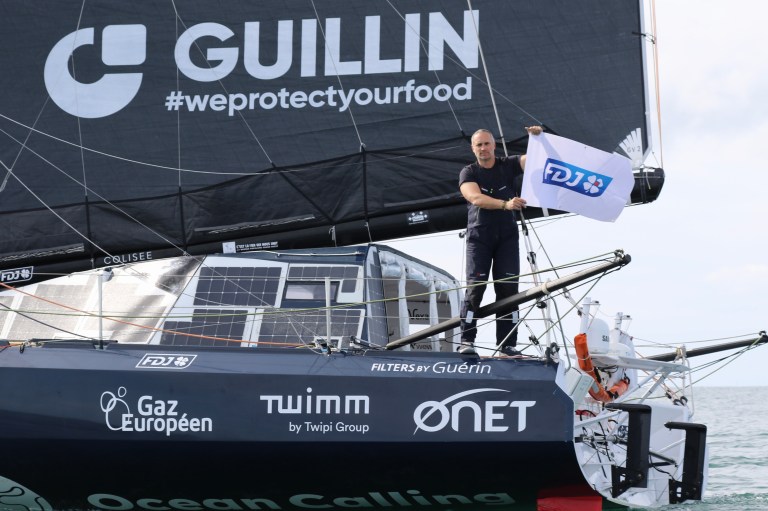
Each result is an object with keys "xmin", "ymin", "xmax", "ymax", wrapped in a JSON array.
[{"xmin": 542, "ymin": 158, "xmax": 613, "ymax": 197}]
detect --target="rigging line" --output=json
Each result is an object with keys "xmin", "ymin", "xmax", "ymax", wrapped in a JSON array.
[
  {"xmin": 464, "ymin": 1, "xmax": 545, "ymax": 144},
  {"xmin": 483, "ymin": 271, "xmax": 608, "ymax": 358},
  {"xmin": 0, "ymin": 300, "xmax": 91, "ymax": 340},
  {"xmin": 465, "ymin": 0, "xmax": 508, "ymax": 156},
  {"xmin": 0, "ymin": 2, "xmax": 89, "ymax": 196},
  {"xmin": 0, "ymin": 278, "xmax": 291, "ymax": 347},
  {"xmin": 523, "ymin": 213, "xmax": 572, "ymax": 285},
  {"xmin": 3, "ymin": 269, "xmax": 349, "ymax": 343},
  {"xmin": 0, "ymin": 160, "xmax": 113, "ymax": 259},
  {"xmin": 3, "ymin": 151, "xmax": 319, "ymax": 337},
  {"xmin": 309, "ymin": 0, "xmax": 363, "ymax": 148},
  {"xmin": 634, "ymin": 332, "xmax": 761, "ymax": 348},
  {"xmin": 0, "ymin": 132, "xmax": 188, "ymax": 258},
  {"xmin": 382, "ymin": 0, "xmax": 543, "ymax": 132},
  {"xmin": 463, "ymin": 270, "xmax": 610, "ymax": 351},
  {"xmin": 689, "ymin": 342, "xmax": 761, "ymax": 386},
  {"xmin": 0, "ymin": 133, "xmax": 239, "ymax": 315},
  {"xmin": 71, "ymin": 1, "xmax": 99, "ymax": 263},
  {"xmin": 72, "ymin": 0, "xmax": 88, "ymax": 195},
  {"xmin": 384, "ymin": 0, "xmax": 464, "ymax": 134},
  {"xmin": 0, "ymin": 98, "xmax": 54, "ymax": 194},
  {"xmin": 168, "ymin": 0, "xmax": 274, "ymax": 165},
  {"xmin": 0, "ymin": 113, "xmax": 467, "ymax": 176},
  {"xmin": 2, "ymin": 126, "xmax": 457, "ymax": 318},
  {"xmin": 2, "ymin": 266, "xmax": 445, "ymax": 322},
  {"xmin": 0, "ymin": 131, "xmax": 262, "ymax": 315},
  {"xmin": 649, "ymin": 0, "xmax": 664, "ymax": 169},
  {"xmin": 173, "ymin": 4, "xmax": 182, "ymax": 184}
]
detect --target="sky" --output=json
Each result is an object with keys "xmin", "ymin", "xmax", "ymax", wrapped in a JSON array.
[{"xmin": 388, "ymin": 0, "xmax": 768, "ymax": 387}]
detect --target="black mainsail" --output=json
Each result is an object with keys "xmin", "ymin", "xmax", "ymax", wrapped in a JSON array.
[{"xmin": 0, "ymin": 1, "xmax": 661, "ymax": 285}]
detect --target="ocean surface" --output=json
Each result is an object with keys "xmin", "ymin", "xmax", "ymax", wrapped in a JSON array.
[{"xmin": 664, "ymin": 386, "xmax": 768, "ymax": 511}]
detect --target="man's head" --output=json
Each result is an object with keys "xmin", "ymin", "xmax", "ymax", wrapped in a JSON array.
[{"xmin": 471, "ymin": 129, "xmax": 496, "ymax": 168}]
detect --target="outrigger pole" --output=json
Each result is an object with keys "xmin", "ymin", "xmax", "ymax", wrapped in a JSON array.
[
  {"xmin": 646, "ymin": 331, "xmax": 768, "ymax": 362},
  {"xmin": 385, "ymin": 250, "xmax": 631, "ymax": 350}
]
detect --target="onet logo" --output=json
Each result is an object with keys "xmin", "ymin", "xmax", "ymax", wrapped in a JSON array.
[
  {"xmin": 413, "ymin": 388, "xmax": 535, "ymax": 434},
  {"xmin": 44, "ymin": 25, "xmax": 146, "ymax": 119},
  {"xmin": 542, "ymin": 158, "xmax": 614, "ymax": 197}
]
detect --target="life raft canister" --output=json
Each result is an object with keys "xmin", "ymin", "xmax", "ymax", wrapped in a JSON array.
[{"xmin": 574, "ymin": 333, "xmax": 629, "ymax": 402}]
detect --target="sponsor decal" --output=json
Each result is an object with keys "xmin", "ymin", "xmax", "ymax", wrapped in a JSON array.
[
  {"xmin": 408, "ymin": 307, "xmax": 429, "ymax": 320},
  {"xmin": 44, "ymin": 25, "xmax": 146, "ymax": 118},
  {"xmin": 0, "ymin": 476, "xmax": 53, "ymax": 511},
  {"xmin": 0, "ymin": 478, "xmax": 516, "ymax": 510},
  {"xmin": 136, "ymin": 353, "xmax": 197, "ymax": 369},
  {"xmin": 0, "ymin": 266, "xmax": 33, "ymax": 284},
  {"xmin": 407, "ymin": 210, "xmax": 429, "ymax": 225},
  {"xmin": 86, "ymin": 490, "xmax": 515, "ymax": 510},
  {"xmin": 371, "ymin": 361, "xmax": 491, "ymax": 375},
  {"xmin": 260, "ymin": 387, "xmax": 369, "ymax": 415},
  {"xmin": 542, "ymin": 158, "xmax": 614, "ymax": 197},
  {"xmin": 102, "ymin": 252, "xmax": 153, "ymax": 265},
  {"xmin": 163, "ymin": 78, "xmax": 471, "ymax": 116},
  {"xmin": 100, "ymin": 387, "xmax": 213, "ymax": 436},
  {"xmin": 413, "ymin": 389, "xmax": 535, "ymax": 434},
  {"xmin": 236, "ymin": 241, "xmax": 279, "ymax": 252},
  {"xmin": 45, "ymin": 10, "xmax": 480, "ymax": 119},
  {"xmin": 261, "ymin": 387, "xmax": 371, "ymax": 436}
]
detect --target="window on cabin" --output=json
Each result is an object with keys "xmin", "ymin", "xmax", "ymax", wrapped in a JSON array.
[{"xmin": 284, "ymin": 281, "xmax": 339, "ymax": 301}]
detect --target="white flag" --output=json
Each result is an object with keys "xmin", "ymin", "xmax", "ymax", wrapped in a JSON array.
[{"xmin": 521, "ymin": 133, "xmax": 634, "ymax": 222}]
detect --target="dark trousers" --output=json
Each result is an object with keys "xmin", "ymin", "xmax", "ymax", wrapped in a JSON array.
[{"xmin": 460, "ymin": 226, "xmax": 520, "ymax": 346}]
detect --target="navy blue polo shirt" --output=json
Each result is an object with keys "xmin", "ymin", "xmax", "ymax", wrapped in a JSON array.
[{"xmin": 459, "ymin": 155, "xmax": 523, "ymax": 230}]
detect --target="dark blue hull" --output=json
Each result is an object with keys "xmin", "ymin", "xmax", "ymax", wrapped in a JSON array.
[{"xmin": 0, "ymin": 343, "xmax": 599, "ymax": 510}]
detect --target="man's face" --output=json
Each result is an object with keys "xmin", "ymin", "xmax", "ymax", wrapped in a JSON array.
[{"xmin": 472, "ymin": 132, "xmax": 495, "ymax": 165}]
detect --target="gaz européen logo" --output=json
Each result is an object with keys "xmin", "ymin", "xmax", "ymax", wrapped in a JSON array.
[
  {"xmin": 100, "ymin": 386, "xmax": 213, "ymax": 435},
  {"xmin": 543, "ymin": 158, "xmax": 613, "ymax": 197}
]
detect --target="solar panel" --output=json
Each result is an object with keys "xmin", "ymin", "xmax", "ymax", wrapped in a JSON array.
[
  {"xmin": 194, "ymin": 266, "xmax": 281, "ymax": 307},
  {"xmin": 160, "ymin": 309, "xmax": 249, "ymax": 347},
  {"xmin": 256, "ymin": 308, "xmax": 363, "ymax": 347}
]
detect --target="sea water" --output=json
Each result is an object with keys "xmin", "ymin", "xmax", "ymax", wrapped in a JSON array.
[{"xmin": 665, "ymin": 386, "xmax": 768, "ymax": 511}]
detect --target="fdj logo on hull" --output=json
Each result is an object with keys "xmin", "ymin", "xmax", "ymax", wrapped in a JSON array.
[{"xmin": 543, "ymin": 158, "xmax": 613, "ymax": 197}]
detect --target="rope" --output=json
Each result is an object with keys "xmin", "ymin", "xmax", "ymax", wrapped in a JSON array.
[
  {"xmin": 466, "ymin": 0, "xmax": 508, "ymax": 156},
  {"xmin": 309, "ymin": 0, "xmax": 363, "ymax": 148}
]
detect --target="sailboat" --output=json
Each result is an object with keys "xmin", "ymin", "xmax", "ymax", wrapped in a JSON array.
[{"xmin": 1, "ymin": 1, "xmax": 764, "ymax": 510}]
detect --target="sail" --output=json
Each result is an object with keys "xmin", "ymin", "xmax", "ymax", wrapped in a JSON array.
[{"xmin": 0, "ymin": 1, "xmax": 661, "ymax": 285}]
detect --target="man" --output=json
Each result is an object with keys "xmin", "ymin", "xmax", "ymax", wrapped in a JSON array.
[{"xmin": 458, "ymin": 126, "xmax": 542, "ymax": 355}]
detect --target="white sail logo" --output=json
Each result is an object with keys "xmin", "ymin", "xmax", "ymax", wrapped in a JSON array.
[
  {"xmin": 413, "ymin": 388, "xmax": 535, "ymax": 434},
  {"xmin": 44, "ymin": 25, "xmax": 146, "ymax": 119},
  {"xmin": 44, "ymin": 10, "xmax": 479, "ymax": 119}
]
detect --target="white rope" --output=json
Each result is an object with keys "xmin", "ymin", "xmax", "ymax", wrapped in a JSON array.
[{"xmin": 466, "ymin": 0, "xmax": 508, "ymax": 156}]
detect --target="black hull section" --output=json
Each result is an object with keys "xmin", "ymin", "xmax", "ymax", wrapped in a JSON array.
[
  {"xmin": 3, "ymin": 440, "xmax": 587, "ymax": 511},
  {"xmin": 0, "ymin": 344, "xmax": 593, "ymax": 510}
]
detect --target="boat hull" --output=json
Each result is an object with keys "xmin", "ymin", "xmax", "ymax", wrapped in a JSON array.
[{"xmin": 0, "ymin": 343, "xmax": 599, "ymax": 510}]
